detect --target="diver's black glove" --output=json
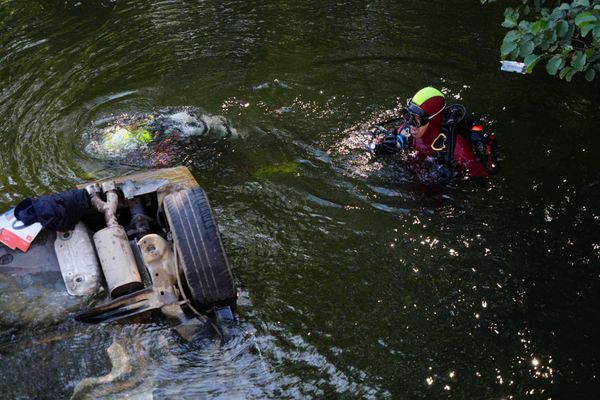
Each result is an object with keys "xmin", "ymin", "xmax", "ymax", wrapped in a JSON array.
[
  {"xmin": 373, "ymin": 132, "xmax": 412, "ymax": 155},
  {"xmin": 375, "ymin": 135, "xmax": 401, "ymax": 154}
]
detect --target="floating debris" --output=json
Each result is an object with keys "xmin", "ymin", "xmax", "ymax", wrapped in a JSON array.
[{"xmin": 500, "ymin": 60, "xmax": 526, "ymax": 74}]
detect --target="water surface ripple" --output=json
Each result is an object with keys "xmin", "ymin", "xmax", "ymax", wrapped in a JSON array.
[{"xmin": 0, "ymin": 0, "xmax": 599, "ymax": 399}]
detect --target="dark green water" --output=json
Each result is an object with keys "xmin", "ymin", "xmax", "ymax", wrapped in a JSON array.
[{"xmin": 1, "ymin": 0, "xmax": 599, "ymax": 398}]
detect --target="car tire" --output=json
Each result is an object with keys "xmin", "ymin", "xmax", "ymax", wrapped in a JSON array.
[{"xmin": 163, "ymin": 187, "xmax": 236, "ymax": 311}]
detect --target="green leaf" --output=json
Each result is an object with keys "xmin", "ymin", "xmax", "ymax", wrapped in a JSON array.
[
  {"xmin": 547, "ymin": 55, "xmax": 563, "ymax": 75},
  {"xmin": 509, "ymin": 47, "xmax": 520, "ymax": 60},
  {"xmin": 551, "ymin": 8, "xmax": 566, "ymax": 20},
  {"xmin": 574, "ymin": 0, "xmax": 590, "ymax": 7},
  {"xmin": 501, "ymin": 40, "xmax": 518, "ymax": 56},
  {"xmin": 531, "ymin": 19, "xmax": 548, "ymax": 33},
  {"xmin": 559, "ymin": 3, "xmax": 572, "ymax": 11},
  {"xmin": 559, "ymin": 66, "xmax": 573, "ymax": 79},
  {"xmin": 581, "ymin": 22, "xmax": 596, "ymax": 37},
  {"xmin": 540, "ymin": 36, "xmax": 551, "ymax": 51},
  {"xmin": 502, "ymin": 17, "xmax": 518, "ymax": 28},
  {"xmin": 556, "ymin": 20, "xmax": 569, "ymax": 37},
  {"xmin": 504, "ymin": 7, "xmax": 518, "ymax": 19},
  {"xmin": 575, "ymin": 12, "xmax": 596, "ymax": 27},
  {"xmin": 519, "ymin": 20, "xmax": 530, "ymax": 30},
  {"xmin": 524, "ymin": 54, "xmax": 542, "ymax": 72},
  {"xmin": 540, "ymin": 7, "xmax": 550, "ymax": 19},
  {"xmin": 519, "ymin": 40, "xmax": 535, "ymax": 57},
  {"xmin": 585, "ymin": 68, "xmax": 596, "ymax": 81},
  {"xmin": 565, "ymin": 68, "xmax": 577, "ymax": 81},
  {"xmin": 585, "ymin": 48, "xmax": 595, "ymax": 58},
  {"xmin": 594, "ymin": 25, "xmax": 600, "ymax": 37},
  {"xmin": 572, "ymin": 51, "xmax": 587, "ymax": 71},
  {"xmin": 521, "ymin": 33, "xmax": 533, "ymax": 42},
  {"xmin": 503, "ymin": 7, "xmax": 519, "ymax": 28},
  {"xmin": 504, "ymin": 30, "xmax": 521, "ymax": 42}
]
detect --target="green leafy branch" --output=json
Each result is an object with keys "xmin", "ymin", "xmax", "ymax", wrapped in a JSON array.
[{"xmin": 483, "ymin": 0, "xmax": 600, "ymax": 81}]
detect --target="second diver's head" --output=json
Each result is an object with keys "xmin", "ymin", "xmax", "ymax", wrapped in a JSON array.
[{"xmin": 404, "ymin": 87, "xmax": 446, "ymax": 140}]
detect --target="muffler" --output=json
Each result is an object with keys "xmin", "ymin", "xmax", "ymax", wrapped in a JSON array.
[{"xmin": 87, "ymin": 181, "xmax": 143, "ymax": 298}]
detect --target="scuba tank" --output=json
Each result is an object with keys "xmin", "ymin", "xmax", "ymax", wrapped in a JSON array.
[{"xmin": 436, "ymin": 104, "xmax": 498, "ymax": 172}]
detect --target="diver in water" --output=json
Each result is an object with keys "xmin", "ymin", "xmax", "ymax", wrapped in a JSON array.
[{"xmin": 372, "ymin": 87, "xmax": 496, "ymax": 179}]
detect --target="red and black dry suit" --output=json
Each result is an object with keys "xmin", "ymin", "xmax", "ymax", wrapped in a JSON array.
[{"xmin": 411, "ymin": 114, "xmax": 490, "ymax": 178}]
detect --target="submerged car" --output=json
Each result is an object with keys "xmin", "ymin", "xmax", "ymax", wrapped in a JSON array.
[
  {"xmin": 0, "ymin": 167, "xmax": 237, "ymax": 326},
  {"xmin": 83, "ymin": 107, "xmax": 240, "ymax": 168}
]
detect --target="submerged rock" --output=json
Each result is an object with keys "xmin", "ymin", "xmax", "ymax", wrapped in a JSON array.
[
  {"xmin": 70, "ymin": 341, "xmax": 132, "ymax": 400},
  {"xmin": 254, "ymin": 161, "xmax": 300, "ymax": 179}
]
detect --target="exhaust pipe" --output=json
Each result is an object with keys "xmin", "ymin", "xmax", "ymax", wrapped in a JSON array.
[{"xmin": 87, "ymin": 182, "xmax": 143, "ymax": 298}]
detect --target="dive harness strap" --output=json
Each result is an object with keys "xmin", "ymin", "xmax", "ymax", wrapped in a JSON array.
[{"xmin": 431, "ymin": 127, "xmax": 456, "ymax": 165}]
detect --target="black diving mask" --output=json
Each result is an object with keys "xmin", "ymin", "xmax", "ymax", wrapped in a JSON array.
[
  {"xmin": 402, "ymin": 100, "xmax": 429, "ymax": 128},
  {"xmin": 402, "ymin": 98, "xmax": 446, "ymax": 128}
]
